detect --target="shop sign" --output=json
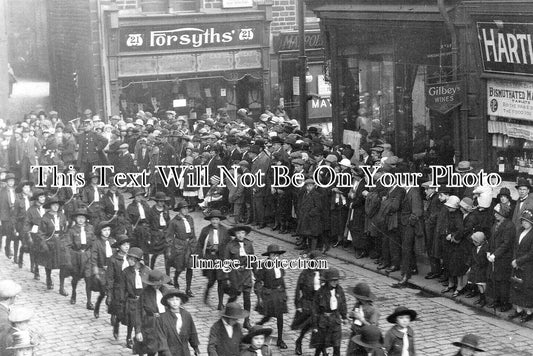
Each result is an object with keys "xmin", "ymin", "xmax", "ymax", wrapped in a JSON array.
[
  {"xmin": 277, "ymin": 32, "xmax": 324, "ymax": 52},
  {"xmin": 222, "ymin": 0, "xmax": 253, "ymax": 8},
  {"xmin": 487, "ymin": 79, "xmax": 533, "ymax": 121},
  {"xmin": 425, "ymin": 81, "xmax": 463, "ymax": 114},
  {"xmin": 477, "ymin": 22, "xmax": 533, "ymax": 76},
  {"xmin": 308, "ymin": 97, "xmax": 332, "ymax": 120},
  {"xmin": 120, "ymin": 23, "xmax": 261, "ymax": 52}
]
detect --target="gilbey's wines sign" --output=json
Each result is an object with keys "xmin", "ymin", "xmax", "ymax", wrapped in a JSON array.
[
  {"xmin": 477, "ymin": 21, "xmax": 533, "ymax": 76},
  {"xmin": 120, "ymin": 23, "xmax": 261, "ymax": 52}
]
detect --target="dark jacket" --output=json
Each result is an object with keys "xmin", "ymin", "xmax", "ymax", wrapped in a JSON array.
[
  {"xmin": 384, "ymin": 325, "xmax": 415, "ymax": 356},
  {"xmin": 207, "ymin": 319, "xmax": 243, "ymax": 356},
  {"xmin": 296, "ymin": 188, "xmax": 323, "ymax": 237},
  {"xmin": 156, "ymin": 308, "xmax": 199, "ymax": 356},
  {"xmin": 488, "ymin": 219, "xmax": 516, "ymax": 281}
]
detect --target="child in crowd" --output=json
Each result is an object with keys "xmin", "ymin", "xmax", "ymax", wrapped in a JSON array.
[
  {"xmin": 384, "ymin": 306, "xmax": 417, "ymax": 356},
  {"xmin": 240, "ymin": 326, "xmax": 273, "ymax": 356}
]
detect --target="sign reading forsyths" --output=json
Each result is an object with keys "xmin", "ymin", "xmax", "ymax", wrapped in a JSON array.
[
  {"xmin": 425, "ymin": 81, "xmax": 463, "ymax": 114},
  {"xmin": 120, "ymin": 23, "xmax": 261, "ymax": 52}
]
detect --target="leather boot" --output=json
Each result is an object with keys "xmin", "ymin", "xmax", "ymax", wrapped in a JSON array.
[
  {"xmin": 17, "ymin": 254, "xmax": 23, "ymax": 269},
  {"xmin": 203, "ymin": 289, "xmax": 209, "ymax": 305},
  {"xmin": 94, "ymin": 295, "xmax": 104, "ymax": 318},
  {"xmin": 70, "ymin": 291, "xmax": 77, "ymax": 304},
  {"xmin": 295, "ymin": 339, "xmax": 303, "ymax": 355},
  {"xmin": 46, "ymin": 276, "xmax": 53, "ymax": 290},
  {"xmin": 113, "ymin": 321, "xmax": 120, "ymax": 340},
  {"xmin": 474, "ymin": 293, "xmax": 486, "ymax": 308}
]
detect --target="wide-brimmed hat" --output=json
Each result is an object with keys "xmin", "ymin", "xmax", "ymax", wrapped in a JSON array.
[
  {"xmin": 97, "ymin": 220, "xmax": 113, "ymax": 232},
  {"xmin": 72, "ymin": 208, "xmax": 90, "ymax": 219},
  {"xmin": 452, "ymin": 334, "xmax": 484, "ymax": 352},
  {"xmin": 2, "ymin": 173, "xmax": 15, "ymax": 181},
  {"xmin": 15, "ymin": 180, "xmax": 34, "ymax": 193},
  {"xmin": 8, "ymin": 306, "xmax": 33, "ymax": 323},
  {"xmin": 497, "ymin": 187, "xmax": 512, "ymax": 201},
  {"xmin": 153, "ymin": 192, "xmax": 170, "ymax": 201},
  {"xmin": 456, "ymin": 161, "xmax": 473, "ymax": 172},
  {"xmin": 43, "ymin": 196, "xmax": 63, "ymax": 209},
  {"xmin": 386, "ymin": 306, "xmax": 417, "ymax": 323},
  {"xmin": 142, "ymin": 269, "xmax": 171, "ymax": 286},
  {"xmin": 261, "ymin": 244, "xmax": 286, "ymax": 256},
  {"xmin": 161, "ymin": 288, "xmax": 189, "ymax": 306},
  {"xmin": 444, "ymin": 196, "xmax": 460, "ymax": 209},
  {"xmin": 516, "ymin": 178, "xmax": 531, "ymax": 190},
  {"xmin": 323, "ymin": 268, "xmax": 341, "ymax": 281},
  {"xmin": 111, "ymin": 234, "xmax": 133, "ymax": 248},
  {"xmin": 351, "ymin": 325, "xmax": 383, "ymax": 349},
  {"xmin": 0, "ymin": 280, "xmax": 22, "ymax": 298},
  {"xmin": 493, "ymin": 203, "xmax": 511, "ymax": 219},
  {"xmin": 228, "ymin": 225, "xmax": 252, "ymax": 236},
  {"xmin": 350, "ymin": 282, "xmax": 376, "ymax": 301},
  {"xmin": 520, "ymin": 209, "xmax": 533, "ymax": 224},
  {"xmin": 242, "ymin": 326, "xmax": 273, "ymax": 344},
  {"xmin": 130, "ymin": 188, "xmax": 145, "ymax": 199},
  {"xmin": 173, "ymin": 200, "xmax": 189, "ymax": 212},
  {"xmin": 126, "ymin": 247, "xmax": 144, "ymax": 260},
  {"xmin": 31, "ymin": 189, "xmax": 47, "ymax": 201},
  {"xmin": 204, "ymin": 209, "xmax": 226, "ymax": 221},
  {"xmin": 221, "ymin": 302, "xmax": 249, "ymax": 319}
]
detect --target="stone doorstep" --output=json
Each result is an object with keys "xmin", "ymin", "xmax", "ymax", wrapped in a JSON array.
[{"xmin": 237, "ymin": 223, "xmax": 533, "ymax": 332}]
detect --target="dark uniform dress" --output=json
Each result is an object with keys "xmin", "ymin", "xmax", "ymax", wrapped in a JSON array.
[
  {"xmin": 156, "ymin": 308, "xmax": 200, "ymax": 356},
  {"xmin": 197, "ymin": 225, "xmax": 229, "ymax": 282},
  {"xmin": 346, "ymin": 302, "xmax": 380, "ymax": 356},
  {"xmin": 120, "ymin": 264, "xmax": 151, "ymax": 327},
  {"xmin": 147, "ymin": 205, "xmax": 170, "ymax": 255},
  {"xmin": 134, "ymin": 285, "xmax": 168, "ymax": 355},
  {"xmin": 90, "ymin": 235, "xmax": 116, "ymax": 292},
  {"xmin": 127, "ymin": 200, "xmax": 152, "ymax": 259},
  {"xmin": 311, "ymin": 285, "xmax": 347, "ymax": 349},
  {"xmin": 487, "ymin": 218, "xmax": 515, "ymax": 305},
  {"xmin": 240, "ymin": 345, "xmax": 272, "ymax": 356},
  {"xmin": 102, "ymin": 190, "xmax": 129, "ymax": 236},
  {"xmin": 292, "ymin": 269, "xmax": 321, "ymax": 330},
  {"xmin": 510, "ymin": 228, "xmax": 533, "ymax": 308},
  {"xmin": 37, "ymin": 211, "xmax": 69, "ymax": 270},
  {"xmin": 254, "ymin": 266, "xmax": 288, "ymax": 317},
  {"xmin": 58, "ymin": 186, "xmax": 85, "ymax": 223},
  {"xmin": 106, "ymin": 252, "xmax": 129, "ymax": 318},
  {"xmin": 65, "ymin": 224, "xmax": 95, "ymax": 278},
  {"xmin": 82, "ymin": 184, "xmax": 106, "ymax": 227},
  {"xmin": 223, "ymin": 238, "xmax": 255, "ymax": 296},
  {"xmin": 23, "ymin": 204, "xmax": 46, "ymax": 273},
  {"xmin": 165, "ymin": 214, "xmax": 196, "ymax": 273}
]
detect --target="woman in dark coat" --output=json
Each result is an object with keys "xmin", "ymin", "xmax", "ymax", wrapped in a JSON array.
[
  {"xmin": 65, "ymin": 208, "xmax": 95, "ymax": 308},
  {"xmin": 254, "ymin": 244, "xmax": 288, "ymax": 349},
  {"xmin": 36, "ymin": 196, "xmax": 69, "ymax": 294},
  {"xmin": 197, "ymin": 210, "xmax": 229, "ymax": 310},
  {"xmin": 127, "ymin": 188, "xmax": 152, "ymax": 265},
  {"xmin": 311, "ymin": 268, "xmax": 347, "ymax": 356},
  {"xmin": 487, "ymin": 203, "xmax": 515, "ymax": 312},
  {"xmin": 508, "ymin": 209, "xmax": 533, "ymax": 323},
  {"xmin": 347, "ymin": 170, "xmax": 367, "ymax": 258},
  {"xmin": 296, "ymin": 179, "xmax": 324, "ymax": 254},
  {"xmin": 22, "ymin": 189, "xmax": 47, "ymax": 280},
  {"xmin": 440, "ymin": 196, "xmax": 464, "ymax": 295},
  {"xmin": 165, "ymin": 200, "xmax": 196, "ymax": 296},
  {"xmin": 90, "ymin": 221, "xmax": 116, "ymax": 319}
]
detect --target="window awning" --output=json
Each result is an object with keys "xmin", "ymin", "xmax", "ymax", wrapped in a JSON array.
[{"xmin": 313, "ymin": 4, "xmax": 450, "ymax": 23}]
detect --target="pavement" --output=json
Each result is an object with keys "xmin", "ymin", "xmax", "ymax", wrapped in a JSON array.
[{"xmin": 1, "ymin": 209, "xmax": 533, "ymax": 356}]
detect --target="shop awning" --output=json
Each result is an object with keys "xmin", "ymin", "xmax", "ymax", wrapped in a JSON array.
[
  {"xmin": 488, "ymin": 120, "xmax": 533, "ymax": 141},
  {"xmin": 313, "ymin": 4, "xmax": 449, "ymax": 23}
]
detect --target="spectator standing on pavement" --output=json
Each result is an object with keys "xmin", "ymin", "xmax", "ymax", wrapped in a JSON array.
[
  {"xmin": 296, "ymin": 179, "xmax": 323, "ymax": 254},
  {"xmin": 467, "ymin": 232, "xmax": 489, "ymax": 307},
  {"xmin": 511, "ymin": 179, "xmax": 533, "ymax": 233},
  {"xmin": 384, "ymin": 306, "xmax": 417, "ymax": 356}
]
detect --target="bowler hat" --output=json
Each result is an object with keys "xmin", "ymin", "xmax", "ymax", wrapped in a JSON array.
[
  {"xmin": 43, "ymin": 196, "xmax": 63, "ymax": 209},
  {"xmin": 153, "ymin": 192, "xmax": 170, "ymax": 201},
  {"xmin": 520, "ymin": 209, "xmax": 533, "ymax": 224},
  {"xmin": 126, "ymin": 247, "xmax": 144, "ymax": 260},
  {"xmin": 87, "ymin": 171, "xmax": 99, "ymax": 180},
  {"xmin": 516, "ymin": 178, "xmax": 531, "ymax": 190},
  {"xmin": 261, "ymin": 244, "xmax": 286, "ymax": 256},
  {"xmin": 0, "ymin": 280, "xmax": 22, "ymax": 298},
  {"xmin": 142, "ymin": 269, "xmax": 171, "ymax": 286},
  {"xmin": 452, "ymin": 334, "xmax": 484, "ymax": 352},
  {"xmin": 350, "ymin": 282, "xmax": 376, "ymax": 301},
  {"xmin": 111, "ymin": 234, "xmax": 133, "ymax": 248},
  {"xmin": 173, "ymin": 200, "xmax": 189, "ymax": 212},
  {"xmin": 386, "ymin": 306, "xmax": 417, "ymax": 323},
  {"xmin": 228, "ymin": 225, "xmax": 252, "ymax": 236},
  {"xmin": 161, "ymin": 288, "xmax": 189, "ymax": 306},
  {"xmin": 242, "ymin": 326, "xmax": 273, "ymax": 344},
  {"xmin": 72, "ymin": 208, "xmax": 90, "ymax": 219},
  {"xmin": 351, "ymin": 325, "xmax": 383, "ymax": 349},
  {"xmin": 204, "ymin": 209, "xmax": 226, "ymax": 221},
  {"xmin": 221, "ymin": 302, "xmax": 249, "ymax": 319}
]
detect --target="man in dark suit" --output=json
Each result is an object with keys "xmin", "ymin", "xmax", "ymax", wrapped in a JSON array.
[
  {"xmin": 0, "ymin": 173, "xmax": 18, "ymax": 259},
  {"xmin": 18, "ymin": 127, "xmax": 41, "ymax": 181},
  {"xmin": 512, "ymin": 178, "xmax": 533, "ymax": 233},
  {"xmin": 249, "ymin": 145, "xmax": 271, "ymax": 229},
  {"xmin": 76, "ymin": 119, "xmax": 108, "ymax": 178},
  {"xmin": 207, "ymin": 303, "xmax": 247, "ymax": 356}
]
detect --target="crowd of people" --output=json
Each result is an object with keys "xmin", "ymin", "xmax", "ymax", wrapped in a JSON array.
[{"xmin": 0, "ymin": 105, "xmax": 529, "ymax": 355}]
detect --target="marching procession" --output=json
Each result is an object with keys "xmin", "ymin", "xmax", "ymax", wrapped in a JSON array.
[{"xmin": 0, "ymin": 106, "xmax": 531, "ymax": 356}]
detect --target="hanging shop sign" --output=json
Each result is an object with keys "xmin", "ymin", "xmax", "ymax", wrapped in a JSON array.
[
  {"xmin": 222, "ymin": 0, "xmax": 253, "ymax": 8},
  {"xmin": 120, "ymin": 23, "xmax": 261, "ymax": 52},
  {"xmin": 276, "ymin": 31, "xmax": 324, "ymax": 52},
  {"xmin": 487, "ymin": 79, "xmax": 533, "ymax": 121},
  {"xmin": 425, "ymin": 81, "xmax": 463, "ymax": 114},
  {"xmin": 477, "ymin": 21, "xmax": 533, "ymax": 76}
]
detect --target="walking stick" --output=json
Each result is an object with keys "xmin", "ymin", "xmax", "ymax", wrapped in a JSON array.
[{"xmin": 490, "ymin": 261, "xmax": 497, "ymax": 315}]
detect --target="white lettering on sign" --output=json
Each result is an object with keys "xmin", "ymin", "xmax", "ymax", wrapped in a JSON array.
[
  {"xmin": 428, "ymin": 86, "xmax": 458, "ymax": 96},
  {"xmin": 149, "ymin": 28, "xmax": 241, "ymax": 48},
  {"xmin": 126, "ymin": 34, "xmax": 143, "ymax": 47},
  {"xmin": 482, "ymin": 28, "xmax": 533, "ymax": 64},
  {"xmin": 311, "ymin": 98, "xmax": 331, "ymax": 109}
]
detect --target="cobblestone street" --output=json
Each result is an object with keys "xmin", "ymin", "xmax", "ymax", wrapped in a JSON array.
[{"xmin": 1, "ymin": 210, "xmax": 533, "ymax": 356}]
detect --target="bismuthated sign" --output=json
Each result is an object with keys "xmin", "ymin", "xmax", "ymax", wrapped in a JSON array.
[
  {"xmin": 487, "ymin": 79, "xmax": 533, "ymax": 121},
  {"xmin": 120, "ymin": 23, "xmax": 261, "ymax": 52},
  {"xmin": 425, "ymin": 81, "xmax": 463, "ymax": 114},
  {"xmin": 477, "ymin": 21, "xmax": 533, "ymax": 76}
]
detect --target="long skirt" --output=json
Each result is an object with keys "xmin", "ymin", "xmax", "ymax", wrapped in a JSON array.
[
  {"xmin": 133, "ymin": 314, "xmax": 161, "ymax": 355},
  {"xmin": 256, "ymin": 287, "xmax": 288, "ymax": 317},
  {"xmin": 310, "ymin": 313, "xmax": 342, "ymax": 348},
  {"xmin": 69, "ymin": 249, "xmax": 91, "ymax": 279},
  {"xmin": 38, "ymin": 233, "xmax": 65, "ymax": 270}
]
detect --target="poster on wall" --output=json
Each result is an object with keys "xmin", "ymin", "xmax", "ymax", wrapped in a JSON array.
[
  {"xmin": 487, "ymin": 79, "xmax": 533, "ymax": 121},
  {"xmin": 222, "ymin": 0, "xmax": 253, "ymax": 8}
]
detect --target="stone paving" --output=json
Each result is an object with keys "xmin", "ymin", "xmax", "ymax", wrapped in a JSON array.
[{"xmin": 1, "ymin": 210, "xmax": 533, "ymax": 356}]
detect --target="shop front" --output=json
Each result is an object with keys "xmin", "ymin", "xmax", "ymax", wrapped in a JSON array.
[{"xmin": 107, "ymin": 11, "xmax": 271, "ymax": 119}]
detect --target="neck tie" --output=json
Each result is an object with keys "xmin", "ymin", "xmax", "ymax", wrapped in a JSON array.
[
  {"xmin": 239, "ymin": 242, "xmax": 246, "ymax": 256},
  {"xmin": 80, "ymin": 225, "xmax": 86, "ymax": 245},
  {"xmin": 38, "ymin": 207, "xmax": 44, "ymax": 217},
  {"xmin": 255, "ymin": 349, "xmax": 263, "ymax": 356},
  {"xmin": 401, "ymin": 329, "xmax": 409, "ymax": 356},
  {"xmin": 183, "ymin": 217, "xmax": 191, "ymax": 233},
  {"xmin": 274, "ymin": 266, "xmax": 281, "ymax": 279},
  {"xmin": 159, "ymin": 211, "xmax": 166, "ymax": 226},
  {"xmin": 9, "ymin": 189, "xmax": 15, "ymax": 205},
  {"xmin": 134, "ymin": 269, "xmax": 143, "ymax": 289},
  {"xmin": 54, "ymin": 216, "xmax": 60, "ymax": 231},
  {"xmin": 330, "ymin": 289, "xmax": 338, "ymax": 310},
  {"xmin": 24, "ymin": 197, "xmax": 30, "ymax": 211},
  {"xmin": 138, "ymin": 203, "xmax": 146, "ymax": 219},
  {"xmin": 313, "ymin": 271, "xmax": 321, "ymax": 291},
  {"xmin": 113, "ymin": 194, "xmax": 119, "ymax": 211},
  {"xmin": 156, "ymin": 289, "xmax": 166, "ymax": 313},
  {"xmin": 72, "ymin": 185, "xmax": 77, "ymax": 196},
  {"xmin": 175, "ymin": 312, "xmax": 182, "ymax": 334},
  {"xmin": 105, "ymin": 240, "xmax": 113, "ymax": 258},
  {"xmin": 121, "ymin": 255, "xmax": 129, "ymax": 271},
  {"xmin": 94, "ymin": 187, "xmax": 100, "ymax": 202},
  {"xmin": 212, "ymin": 229, "xmax": 219, "ymax": 245}
]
